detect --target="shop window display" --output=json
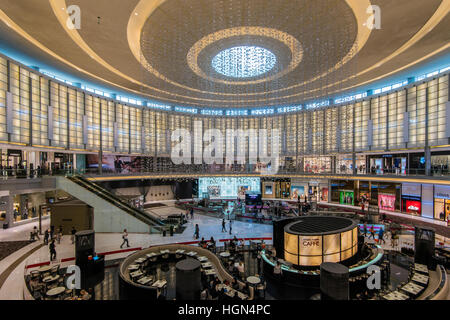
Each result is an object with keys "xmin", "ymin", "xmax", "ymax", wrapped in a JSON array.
[
  {"xmin": 378, "ymin": 194, "xmax": 396, "ymax": 211},
  {"xmin": 434, "ymin": 199, "xmax": 450, "ymax": 222},
  {"xmin": 304, "ymin": 157, "xmax": 331, "ymax": 173},
  {"xmin": 339, "ymin": 191, "xmax": 354, "ymax": 206}
]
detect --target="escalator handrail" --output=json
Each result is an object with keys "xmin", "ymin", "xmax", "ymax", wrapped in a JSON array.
[{"xmin": 67, "ymin": 175, "xmax": 165, "ymax": 226}]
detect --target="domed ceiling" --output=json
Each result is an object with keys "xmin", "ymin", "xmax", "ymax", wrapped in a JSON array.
[{"xmin": 0, "ymin": 0, "xmax": 448, "ymax": 108}]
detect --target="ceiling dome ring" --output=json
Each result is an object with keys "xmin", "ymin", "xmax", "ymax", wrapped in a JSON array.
[{"xmin": 186, "ymin": 26, "xmax": 303, "ymax": 86}]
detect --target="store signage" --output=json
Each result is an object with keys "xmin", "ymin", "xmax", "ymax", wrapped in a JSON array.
[
  {"xmin": 7, "ymin": 149, "xmax": 22, "ymax": 156},
  {"xmin": 401, "ymin": 195, "xmax": 421, "ymax": 201},
  {"xmin": 302, "ymin": 238, "xmax": 320, "ymax": 247},
  {"xmin": 434, "ymin": 185, "xmax": 450, "ymax": 199},
  {"xmin": 402, "ymin": 183, "xmax": 421, "ymax": 197}
]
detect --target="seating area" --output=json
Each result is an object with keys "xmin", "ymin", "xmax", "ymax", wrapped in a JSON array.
[
  {"xmin": 119, "ymin": 243, "xmax": 271, "ymax": 300},
  {"xmin": 25, "ymin": 264, "xmax": 92, "ymax": 300}
]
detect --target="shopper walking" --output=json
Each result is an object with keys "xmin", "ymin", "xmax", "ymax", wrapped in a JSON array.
[
  {"xmin": 221, "ymin": 218, "xmax": 227, "ymax": 232},
  {"xmin": 190, "ymin": 207, "xmax": 194, "ymax": 219},
  {"xmin": 33, "ymin": 226, "xmax": 40, "ymax": 240},
  {"xmin": 363, "ymin": 222, "xmax": 368, "ymax": 237},
  {"xmin": 229, "ymin": 220, "xmax": 232, "ymax": 235},
  {"xmin": 378, "ymin": 227, "xmax": 385, "ymax": 245},
  {"xmin": 50, "ymin": 225, "xmax": 55, "ymax": 240},
  {"xmin": 368, "ymin": 225, "xmax": 375, "ymax": 240},
  {"xmin": 71, "ymin": 226, "xmax": 77, "ymax": 244},
  {"xmin": 44, "ymin": 229, "xmax": 49, "ymax": 245},
  {"xmin": 49, "ymin": 239, "xmax": 57, "ymax": 261},
  {"xmin": 120, "ymin": 229, "xmax": 130, "ymax": 248},
  {"xmin": 56, "ymin": 229, "xmax": 62, "ymax": 244},
  {"xmin": 194, "ymin": 224, "xmax": 200, "ymax": 239}
]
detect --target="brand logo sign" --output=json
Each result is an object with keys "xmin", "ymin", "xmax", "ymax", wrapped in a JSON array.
[{"xmin": 302, "ymin": 238, "xmax": 320, "ymax": 247}]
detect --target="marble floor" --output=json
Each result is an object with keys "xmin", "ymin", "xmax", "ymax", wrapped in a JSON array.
[
  {"xmin": 0, "ymin": 212, "xmax": 273, "ymax": 300},
  {"xmin": 0, "ymin": 198, "xmax": 448, "ymax": 300}
]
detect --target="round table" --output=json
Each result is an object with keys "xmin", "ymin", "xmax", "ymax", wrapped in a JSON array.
[
  {"xmin": 38, "ymin": 265, "xmax": 52, "ymax": 273},
  {"xmin": 42, "ymin": 275, "xmax": 60, "ymax": 283},
  {"xmin": 246, "ymin": 276, "xmax": 261, "ymax": 285},
  {"xmin": 46, "ymin": 286, "xmax": 65, "ymax": 297},
  {"xmin": 219, "ymin": 252, "xmax": 230, "ymax": 258}
]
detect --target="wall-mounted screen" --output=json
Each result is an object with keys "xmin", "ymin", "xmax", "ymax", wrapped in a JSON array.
[{"xmin": 198, "ymin": 177, "xmax": 260, "ymax": 198}]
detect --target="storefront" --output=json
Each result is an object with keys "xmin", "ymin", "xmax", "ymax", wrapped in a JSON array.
[
  {"xmin": 320, "ymin": 187, "xmax": 329, "ymax": 202},
  {"xmin": 262, "ymin": 181, "xmax": 276, "ymax": 199},
  {"xmin": 370, "ymin": 182, "xmax": 401, "ymax": 210},
  {"xmin": 290, "ymin": 179, "xmax": 308, "ymax": 201},
  {"xmin": 339, "ymin": 190, "xmax": 355, "ymax": 206},
  {"xmin": 401, "ymin": 183, "xmax": 422, "ymax": 216},
  {"xmin": 368, "ymin": 154, "xmax": 407, "ymax": 175},
  {"xmin": 378, "ymin": 193, "xmax": 396, "ymax": 211},
  {"xmin": 330, "ymin": 180, "xmax": 356, "ymax": 205},
  {"xmin": 336, "ymin": 154, "xmax": 366, "ymax": 174},
  {"xmin": 434, "ymin": 185, "xmax": 450, "ymax": 223},
  {"xmin": 303, "ymin": 156, "xmax": 331, "ymax": 173},
  {"xmin": 431, "ymin": 151, "xmax": 450, "ymax": 175}
]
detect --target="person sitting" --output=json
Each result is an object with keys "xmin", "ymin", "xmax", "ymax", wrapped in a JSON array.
[
  {"xmin": 199, "ymin": 237, "xmax": 207, "ymax": 248},
  {"xmin": 238, "ymin": 239, "xmax": 245, "ymax": 250},
  {"xmin": 232, "ymin": 291, "xmax": 241, "ymax": 300}
]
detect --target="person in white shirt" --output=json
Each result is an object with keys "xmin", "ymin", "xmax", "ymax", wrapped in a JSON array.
[
  {"xmin": 120, "ymin": 229, "xmax": 130, "ymax": 248},
  {"xmin": 237, "ymin": 261, "xmax": 245, "ymax": 279}
]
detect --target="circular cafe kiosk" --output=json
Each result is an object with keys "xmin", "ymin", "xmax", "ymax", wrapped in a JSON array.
[{"xmin": 262, "ymin": 216, "xmax": 380, "ymax": 288}]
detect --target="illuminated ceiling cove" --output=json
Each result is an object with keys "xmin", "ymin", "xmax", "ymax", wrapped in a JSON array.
[
  {"xmin": 211, "ymin": 46, "xmax": 277, "ymax": 78},
  {"xmin": 0, "ymin": 0, "xmax": 448, "ymax": 109}
]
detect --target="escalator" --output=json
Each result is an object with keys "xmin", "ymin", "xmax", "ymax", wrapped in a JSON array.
[{"xmin": 66, "ymin": 175, "xmax": 165, "ymax": 228}]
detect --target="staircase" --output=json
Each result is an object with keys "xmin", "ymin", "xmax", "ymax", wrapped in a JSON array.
[{"xmin": 55, "ymin": 175, "xmax": 165, "ymax": 233}]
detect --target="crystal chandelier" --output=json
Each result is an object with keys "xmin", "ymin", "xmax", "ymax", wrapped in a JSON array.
[{"xmin": 211, "ymin": 46, "xmax": 277, "ymax": 78}]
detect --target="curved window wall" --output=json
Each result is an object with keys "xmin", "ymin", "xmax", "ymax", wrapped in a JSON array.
[{"xmin": 0, "ymin": 55, "xmax": 448, "ymax": 160}]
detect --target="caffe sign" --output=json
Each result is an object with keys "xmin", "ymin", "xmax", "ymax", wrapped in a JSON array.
[{"xmin": 299, "ymin": 236, "xmax": 322, "ymax": 256}]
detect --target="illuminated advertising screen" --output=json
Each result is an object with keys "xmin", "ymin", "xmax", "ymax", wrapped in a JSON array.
[
  {"xmin": 405, "ymin": 200, "xmax": 421, "ymax": 214},
  {"xmin": 290, "ymin": 186, "xmax": 305, "ymax": 200},
  {"xmin": 198, "ymin": 177, "xmax": 260, "ymax": 198},
  {"xmin": 378, "ymin": 194, "xmax": 396, "ymax": 211}
]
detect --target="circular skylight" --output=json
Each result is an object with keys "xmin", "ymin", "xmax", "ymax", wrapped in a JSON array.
[{"xmin": 211, "ymin": 46, "xmax": 277, "ymax": 78}]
